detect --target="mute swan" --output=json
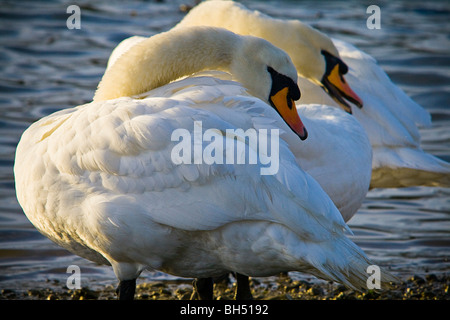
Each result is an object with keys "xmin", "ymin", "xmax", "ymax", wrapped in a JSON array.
[
  {"xmin": 14, "ymin": 27, "xmax": 393, "ymax": 300},
  {"xmin": 143, "ymin": 73, "xmax": 372, "ymax": 299},
  {"xmin": 107, "ymin": 34, "xmax": 372, "ymax": 224},
  {"xmin": 152, "ymin": 0, "xmax": 447, "ymax": 188}
]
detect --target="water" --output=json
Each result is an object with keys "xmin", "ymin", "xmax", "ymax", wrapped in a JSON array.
[{"xmin": 0, "ymin": 0, "xmax": 449, "ymax": 291}]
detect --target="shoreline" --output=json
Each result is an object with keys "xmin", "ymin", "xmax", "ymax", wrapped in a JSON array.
[{"xmin": 1, "ymin": 274, "xmax": 448, "ymax": 300}]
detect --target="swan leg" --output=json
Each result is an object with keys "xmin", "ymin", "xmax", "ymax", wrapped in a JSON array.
[
  {"xmin": 116, "ymin": 278, "xmax": 136, "ymax": 300},
  {"xmin": 235, "ymin": 273, "xmax": 253, "ymax": 300},
  {"xmin": 191, "ymin": 277, "xmax": 214, "ymax": 300}
]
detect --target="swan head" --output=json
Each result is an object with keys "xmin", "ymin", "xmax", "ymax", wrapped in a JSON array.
[
  {"xmin": 175, "ymin": 0, "xmax": 362, "ymax": 114},
  {"xmin": 96, "ymin": 26, "xmax": 306, "ymax": 140},
  {"xmin": 288, "ymin": 21, "xmax": 363, "ymax": 113},
  {"xmin": 231, "ymin": 36, "xmax": 307, "ymax": 140}
]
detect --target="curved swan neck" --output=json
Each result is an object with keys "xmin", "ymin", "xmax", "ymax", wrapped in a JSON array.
[
  {"xmin": 175, "ymin": 1, "xmax": 279, "ymax": 41},
  {"xmin": 175, "ymin": 1, "xmax": 337, "ymax": 81},
  {"xmin": 94, "ymin": 27, "xmax": 240, "ymax": 101}
]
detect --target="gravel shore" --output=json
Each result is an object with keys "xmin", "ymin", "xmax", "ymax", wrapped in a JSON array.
[{"xmin": 1, "ymin": 274, "xmax": 448, "ymax": 300}]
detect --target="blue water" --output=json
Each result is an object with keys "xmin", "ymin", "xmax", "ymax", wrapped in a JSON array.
[{"xmin": 0, "ymin": 0, "xmax": 449, "ymax": 292}]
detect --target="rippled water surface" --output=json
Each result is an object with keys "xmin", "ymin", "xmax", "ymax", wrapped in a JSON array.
[{"xmin": 0, "ymin": 0, "xmax": 449, "ymax": 290}]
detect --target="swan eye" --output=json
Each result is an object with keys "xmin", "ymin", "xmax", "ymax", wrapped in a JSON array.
[
  {"xmin": 267, "ymin": 66, "xmax": 301, "ymax": 105},
  {"xmin": 320, "ymin": 50, "xmax": 363, "ymax": 113},
  {"xmin": 267, "ymin": 66, "xmax": 307, "ymax": 140},
  {"xmin": 321, "ymin": 50, "xmax": 348, "ymax": 75}
]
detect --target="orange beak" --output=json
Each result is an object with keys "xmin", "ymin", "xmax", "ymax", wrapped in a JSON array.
[
  {"xmin": 270, "ymin": 87, "xmax": 307, "ymax": 140},
  {"xmin": 321, "ymin": 50, "xmax": 363, "ymax": 114},
  {"xmin": 327, "ymin": 64, "xmax": 363, "ymax": 111}
]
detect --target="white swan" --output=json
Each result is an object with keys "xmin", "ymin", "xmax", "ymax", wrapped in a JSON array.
[
  {"xmin": 297, "ymin": 39, "xmax": 450, "ymax": 188},
  {"xmin": 14, "ymin": 27, "xmax": 393, "ymax": 299},
  {"xmin": 143, "ymin": 70, "xmax": 372, "ymax": 223},
  {"xmin": 106, "ymin": 30, "xmax": 372, "ymax": 224},
  {"xmin": 145, "ymin": 72, "xmax": 372, "ymax": 299},
  {"xmin": 132, "ymin": 0, "xmax": 447, "ymax": 189}
]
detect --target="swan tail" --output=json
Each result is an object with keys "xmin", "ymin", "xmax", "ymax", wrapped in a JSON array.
[
  {"xmin": 305, "ymin": 237, "xmax": 398, "ymax": 292},
  {"xmin": 371, "ymin": 147, "xmax": 450, "ymax": 188}
]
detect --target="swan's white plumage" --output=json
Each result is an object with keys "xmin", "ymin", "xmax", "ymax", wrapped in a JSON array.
[
  {"xmin": 15, "ymin": 25, "xmax": 395, "ymax": 293},
  {"xmin": 107, "ymin": 44, "xmax": 372, "ymax": 223},
  {"xmin": 293, "ymin": 104, "xmax": 372, "ymax": 221},
  {"xmin": 146, "ymin": 72, "xmax": 372, "ymax": 222},
  {"xmin": 134, "ymin": 0, "xmax": 447, "ymax": 188},
  {"xmin": 298, "ymin": 39, "xmax": 450, "ymax": 187},
  {"xmin": 15, "ymin": 72, "xmax": 389, "ymax": 289}
]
